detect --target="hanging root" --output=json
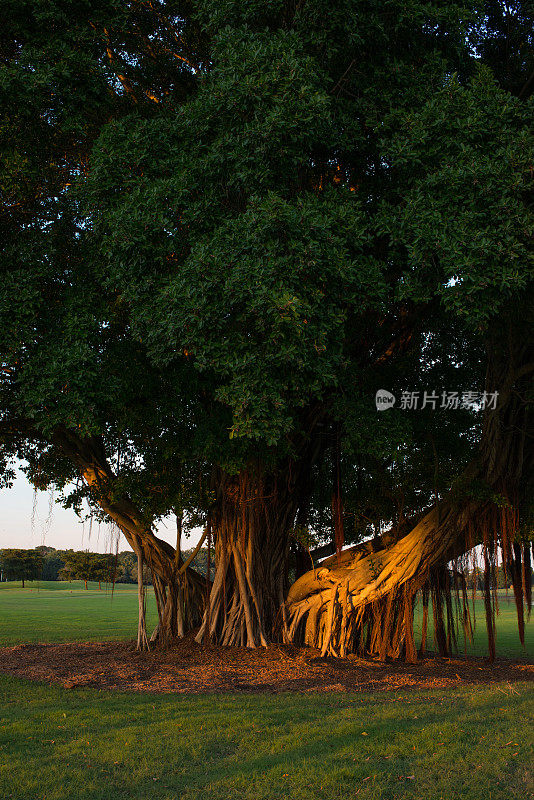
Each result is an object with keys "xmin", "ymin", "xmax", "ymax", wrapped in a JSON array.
[
  {"xmin": 285, "ymin": 499, "xmax": 532, "ymax": 662},
  {"xmin": 195, "ymin": 533, "xmax": 274, "ymax": 648},
  {"xmin": 150, "ymin": 566, "xmax": 206, "ymax": 646},
  {"xmin": 285, "ymin": 506, "xmax": 454, "ymax": 660},
  {"xmin": 136, "ymin": 548, "xmax": 150, "ymax": 652},
  {"xmin": 284, "ymin": 320, "xmax": 534, "ymax": 661},
  {"xmin": 194, "ymin": 467, "xmax": 301, "ymax": 647}
]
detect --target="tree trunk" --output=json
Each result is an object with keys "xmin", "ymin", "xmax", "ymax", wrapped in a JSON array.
[
  {"xmin": 285, "ymin": 503, "xmax": 467, "ymax": 659},
  {"xmin": 136, "ymin": 546, "xmax": 150, "ymax": 652},
  {"xmin": 51, "ymin": 429, "xmax": 206, "ymax": 643},
  {"xmin": 150, "ymin": 563, "xmax": 207, "ymax": 645},
  {"xmin": 195, "ymin": 466, "xmax": 303, "ymax": 647},
  {"xmin": 286, "ymin": 327, "xmax": 533, "ymax": 661}
]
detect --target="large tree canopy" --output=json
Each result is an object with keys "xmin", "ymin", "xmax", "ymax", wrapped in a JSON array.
[{"xmin": 1, "ymin": 0, "xmax": 532, "ymax": 655}]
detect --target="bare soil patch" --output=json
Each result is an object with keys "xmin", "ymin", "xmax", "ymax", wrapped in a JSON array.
[{"xmin": 0, "ymin": 636, "xmax": 532, "ymax": 694}]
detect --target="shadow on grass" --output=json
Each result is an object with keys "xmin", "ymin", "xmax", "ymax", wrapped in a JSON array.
[{"xmin": 1, "ymin": 674, "xmax": 531, "ymax": 800}]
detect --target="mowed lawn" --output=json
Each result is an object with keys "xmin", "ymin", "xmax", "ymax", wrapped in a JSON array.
[
  {"xmin": 0, "ymin": 581, "xmax": 532, "ymax": 800},
  {"xmin": 0, "ymin": 580, "xmax": 532, "ymax": 658},
  {"xmin": 0, "ymin": 674, "xmax": 532, "ymax": 800},
  {"xmin": 0, "ymin": 581, "xmax": 158, "ymax": 646}
]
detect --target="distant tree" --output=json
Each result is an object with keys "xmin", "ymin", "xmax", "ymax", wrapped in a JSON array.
[
  {"xmin": 466, "ymin": 562, "xmax": 533, "ymax": 592},
  {"xmin": 60, "ymin": 551, "xmax": 99, "ymax": 589},
  {"xmin": 182, "ymin": 547, "xmax": 215, "ymax": 582},
  {"xmin": 41, "ymin": 552, "xmax": 64, "ymax": 581},
  {"xmin": 0, "ymin": 549, "xmax": 42, "ymax": 587},
  {"xmin": 58, "ymin": 550, "xmax": 76, "ymax": 583},
  {"xmin": 35, "ymin": 546, "xmax": 66, "ymax": 581},
  {"xmin": 117, "ymin": 552, "xmax": 136, "ymax": 584},
  {"xmin": 131, "ymin": 560, "xmax": 152, "ymax": 586},
  {"xmin": 91, "ymin": 553, "xmax": 115, "ymax": 589},
  {"xmin": 34, "ymin": 546, "xmax": 55, "ymax": 556}
]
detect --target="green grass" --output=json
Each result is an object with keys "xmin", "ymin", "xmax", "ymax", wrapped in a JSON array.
[
  {"xmin": 0, "ymin": 673, "xmax": 532, "ymax": 800},
  {"xmin": 0, "ymin": 581, "xmax": 158, "ymax": 646},
  {"xmin": 0, "ymin": 583, "xmax": 532, "ymax": 799},
  {"xmin": 0, "ymin": 581, "xmax": 531, "ymax": 658},
  {"xmin": 413, "ymin": 591, "xmax": 534, "ymax": 660}
]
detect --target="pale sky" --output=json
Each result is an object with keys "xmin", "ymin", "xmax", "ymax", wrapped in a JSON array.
[{"xmin": 0, "ymin": 465, "xmax": 202, "ymax": 554}]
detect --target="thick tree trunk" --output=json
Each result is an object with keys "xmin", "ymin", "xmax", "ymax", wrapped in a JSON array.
[
  {"xmin": 285, "ymin": 501, "xmax": 474, "ymax": 659},
  {"xmin": 150, "ymin": 561, "xmax": 207, "ymax": 644},
  {"xmin": 52, "ymin": 429, "xmax": 206, "ymax": 644},
  {"xmin": 286, "ymin": 328, "xmax": 534, "ymax": 660},
  {"xmin": 195, "ymin": 467, "xmax": 303, "ymax": 647}
]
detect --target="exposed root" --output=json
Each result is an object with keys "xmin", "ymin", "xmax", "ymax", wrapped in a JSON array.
[
  {"xmin": 195, "ymin": 468, "xmax": 302, "ymax": 647},
  {"xmin": 285, "ymin": 502, "xmax": 532, "ymax": 661}
]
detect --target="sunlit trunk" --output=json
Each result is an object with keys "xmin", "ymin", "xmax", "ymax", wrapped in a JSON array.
[{"xmin": 286, "ymin": 328, "xmax": 533, "ymax": 661}]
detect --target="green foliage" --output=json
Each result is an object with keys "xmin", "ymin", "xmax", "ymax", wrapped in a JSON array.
[
  {"xmin": 60, "ymin": 551, "xmax": 115, "ymax": 586},
  {"xmin": 117, "ymin": 551, "xmax": 137, "ymax": 584},
  {"xmin": 0, "ymin": 549, "xmax": 42, "ymax": 584},
  {"xmin": 182, "ymin": 545, "xmax": 215, "ymax": 580},
  {"xmin": 380, "ymin": 69, "xmax": 533, "ymax": 324},
  {"xmin": 472, "ymin": 1, "xmax": 534, "ymax": 97},
  {"xmin": 0, "ymin": 545, "xmax": 136, "ymax": 585},
  {"xmin": 38, "ymin": 547, "xmax": 66, "ymax": 582},
  {"xmin": 289, "ymin": 524, "xmax": 322, "ymax": 552},
  {"xmin": 0, "ymin": 0, "xmax": 532, "ymax": 543}
]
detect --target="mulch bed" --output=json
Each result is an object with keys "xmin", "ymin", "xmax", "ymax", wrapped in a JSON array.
[{"xmin": 0, "ymin": 636, "xmax": 532, "ymax": 694}]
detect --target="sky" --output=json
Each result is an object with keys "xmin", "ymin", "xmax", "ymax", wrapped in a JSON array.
[{"xmin": 0, "ymin": 465, "xmax": 203, "ymax": 554}]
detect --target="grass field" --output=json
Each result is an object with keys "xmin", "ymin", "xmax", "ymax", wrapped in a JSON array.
[
  {"xmin": 413, "ymin": 591, "xmax": 534, "ymax": 660},
  {"xmin": 0, "ymin": 581, "xmax": 532, "ymax": 800},
  {"xmin": 0, "ymin": 581, "xmax": 158, "ymax": 647},
  {"xmin": 0, "ymin": 580, "xmax": 532, "ymax": 658},
  {"xmin": 0, "ymin": 674, "xmax": 532, "ymax": 800}
]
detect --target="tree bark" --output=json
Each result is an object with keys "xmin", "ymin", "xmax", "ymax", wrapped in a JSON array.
[
  {"xmin": 195, "ymin": 465, "xmax": 305, "ymax": 647},
  {"xmin": 136, "ymin": 545, "xmax": 150, "ymax": 652},
  {"xmin": 150, "ymin": 558, "xmax": 207, "ymax": 645},
  {"xmin": 51, "ymin": 429, "xmax": 206, "ymax": 644},
  {"xmin": 284, "ymin": 502, "xmax": 470, "ymax": 659}
]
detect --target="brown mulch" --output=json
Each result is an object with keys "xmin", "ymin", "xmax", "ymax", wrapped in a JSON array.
[{"xmin": 0, "ymin": 636, "xmax": 533, "ymax": 694}]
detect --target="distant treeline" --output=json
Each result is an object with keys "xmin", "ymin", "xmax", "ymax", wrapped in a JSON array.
[
  {"xmin": 2, "ymin": 546, "xmax": 525, "ymax": 591},
  {"xmin": 465, "ymin": 565, "xmax": 533, "ymax": 591},
  {"xmin": 0, "ymin": 546, "xmax": 135, "ymax": 587},
  {"xmin": 0, "ymin": 545, "xmax": 214, "ymax": 587}
]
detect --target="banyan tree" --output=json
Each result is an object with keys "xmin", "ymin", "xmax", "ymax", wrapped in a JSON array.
[
  {"xmin": 1, "ymin": 1, "xmax": 532, "ymax": 656},
  {"xmin": 285, "ymin": 316, "xmax": 534, "ymax": 660}
]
